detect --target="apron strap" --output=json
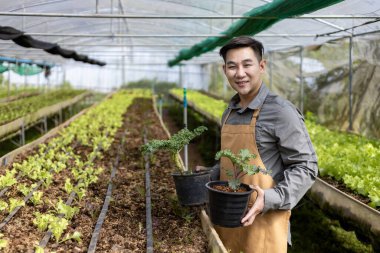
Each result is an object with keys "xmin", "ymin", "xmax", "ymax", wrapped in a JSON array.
[
  {"xmin": 250, "ymin": 108, "xmax": 261, "ymax": 126},
  {"xmin": 223, "ymin": 108, "xmax": 261, "ymax": 127},
  {"xmin": 222, "ymin": 108, "xmax": 232, "ymax": 126}
]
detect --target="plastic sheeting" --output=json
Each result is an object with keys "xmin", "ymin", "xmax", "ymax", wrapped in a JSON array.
[
  {"xmin": 0, "ymin": 0, "xmax": 378, "ymax": 67},
  {"xmin": 204, "ymin": 34, "xmax": 380, "ymax": 139}
]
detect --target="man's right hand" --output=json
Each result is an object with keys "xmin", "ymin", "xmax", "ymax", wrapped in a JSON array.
[{"xmin": 194, "ymin": 165, "xmax": 220, "ymax": 181}]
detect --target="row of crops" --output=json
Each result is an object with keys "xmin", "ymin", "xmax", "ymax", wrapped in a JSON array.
[
  {"xmin": 170, "ymin": 88, "xmax": 380, "ymax": 208},
  {"xmin": 0, "ymin": 89, "xmax": 85, "ymax": 126},
  {"xmin": 0, "ymin": 90, "xmax": 148, "ymax": 251},
  {"xmin": 0, "ymin": 88, "xmax": 208, "ymax": 252},
  {"xmin": 0, "ymin": 86, "xmax": 40, "ymax": 100}
]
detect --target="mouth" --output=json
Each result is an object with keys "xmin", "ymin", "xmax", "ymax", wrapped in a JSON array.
[{"xmin": 235, "ymin": 80, "xmax": 249, "ymax": 87}]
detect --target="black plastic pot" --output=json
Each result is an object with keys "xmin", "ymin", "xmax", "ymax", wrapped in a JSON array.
[
  {"xmin": 205, "ymin": 181, "xmax": 254, "ymax": 228},
  {"xmin": 172, "ymin": 171, "xmax": 211, "ymax": 206}
]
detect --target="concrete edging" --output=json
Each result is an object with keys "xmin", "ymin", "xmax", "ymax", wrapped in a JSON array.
[
  {"xmin": 0, "ymin": 91, "xmax": 109, "ymax": 167},
  {"xmin": 308, "ymin": 178, "xmax": 380, "ymax": 251},
  {"xmin": 0, "ymin": 91, "xmax": 90, "ymax": 139}
]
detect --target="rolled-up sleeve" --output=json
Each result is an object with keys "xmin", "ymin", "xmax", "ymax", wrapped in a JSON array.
[{"xmin": 263, "ymin": 105, "xmax": 318, "ymax": 212}]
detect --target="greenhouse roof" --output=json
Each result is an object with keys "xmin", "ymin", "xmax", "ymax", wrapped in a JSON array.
[{"xmin": 0, "ymin": 0, "xmax": 379, "ymax": 67}]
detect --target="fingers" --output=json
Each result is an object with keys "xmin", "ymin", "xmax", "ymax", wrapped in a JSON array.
[
  {"xmin": 241, "ymin": 207, "xmax": 257, "ymax": 225},
  {"xmin": 241, "ymin": 185, "xmax": 265, "ymax": 226},
  {"xmin": 195, "ymin": 165, "xmax": 206, "ymax": 172}
]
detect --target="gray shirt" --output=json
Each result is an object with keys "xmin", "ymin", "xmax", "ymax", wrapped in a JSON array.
[{"xmin": 216, "ymin": 83, "xmax": 318, "ymax": 213}]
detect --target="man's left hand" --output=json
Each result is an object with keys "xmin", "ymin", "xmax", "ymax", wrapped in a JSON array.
[{"xmin": 241, "ymin": 185, "xmax": 265, "ymax": 226}]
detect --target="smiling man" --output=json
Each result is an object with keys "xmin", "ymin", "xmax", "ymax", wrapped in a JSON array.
[{"xmin": 210, "ymin": 36, "xmax": 318, "ymax": 253}]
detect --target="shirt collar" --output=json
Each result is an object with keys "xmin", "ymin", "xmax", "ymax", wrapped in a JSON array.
[{"xmin": 228, "ymin": 83, "xmax": 269, "ymax": 113}]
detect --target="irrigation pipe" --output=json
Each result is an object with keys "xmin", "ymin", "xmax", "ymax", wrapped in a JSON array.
[
  {"xmin": 0, "ymin": 180, "xmax": 43, "ymax": 230},
  {"xmin": 37, "ymin": 140, "xmax": 107, "ymax": 250},
  {"xmin": 143, "ymin": 130, "xmax": 154, "ymax": 253},
  {"xmin": 37, "ymin": 184, "xmax": 78, "ymax": 249},
  {"xmin": 87, "ymin": 130, "xmax": 127, "ymax": 253},
  {"xmin": 0, "ymin": 141, "xmax": 63, "ymax": 198},
  {"xmin": 0, "ymin": 143, "xmax": 78, "ymax": 230}
]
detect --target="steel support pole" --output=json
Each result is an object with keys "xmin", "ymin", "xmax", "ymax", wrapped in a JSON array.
[
  {"xmin": 179, "ymin": 65, "xmax": 189, "ymax": 171},
  {"xmin": 56, "ymin": 66, "xmax": 59, "ymax": 87},
  {"xmin": 0, "ymin": 70, "xmax": 5, "ymax": 87},
  {"xmin": 348, "ymin": 36, "xmax": 353, "ymax": 131},
  {"xmin": 110, "ymin": 0, "xmax": 114, "ymax": 34},
  {"xmin": 231, "ymin": 0, "xmax": 234, "ymax": 24},
  {"xmin": 0, "ymin": 12, "xmax": 377, "ymax": 19},
  {"xmin": 43, "ymin": 66, "xmax": 47, "ymax": 93},
  {"xmin": 122, "ymin": 56, "xmax": 125, "ymax": 85},
  {"xmin": 43, "ymin": 116, "xmax": 47, "ymax": 133},
  {"xmin": 21, "ymin": 121, "xmax": 25, "ymax": 146},
  {"xmin": 223, "ymin": 75, "xmax": 227, "ymax": 99},
  {"xmin": 183, "ymin": 86, "xmax": 188, "ymax": 172},
  {"xmin": 159, "ymin": 97, "xmax": 163, "ymax": 118},
  {"xmin": 269, "ymin": 51, "xmax": 273, "ymax": 90},
  {"xmin": 7, "ymin": 62, "xmax": 11, "ymax": 100},
  {"xmin": 37, "ymin": 71, "xmax": 40, "ymax": 90},
  {"xmin": 299, "ymin": 46, "xmax": 304, "ymax": 114},
  {"xmin": 21, "ymin": 32, "xmax": 346, "ymax": 38}
]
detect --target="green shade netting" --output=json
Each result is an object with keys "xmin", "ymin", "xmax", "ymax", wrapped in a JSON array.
[
  {"xmin": 10, "ymin": 64, "xmax": 43, "ymax": 76},
  {"xmin": 168, "ymin": 0, "xmax": 343, "ymax": 67},
  {"xmin": 0, "ymin": 62, "xmax": 43, "ymax": 75},
  {"xmin": 0, "ymin": 63, "xmax": 8, "ymax": 74}
]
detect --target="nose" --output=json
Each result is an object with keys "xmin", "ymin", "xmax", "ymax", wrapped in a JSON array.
[{"xmin": 235, "ymin": 66, "xmax": 246, "ymax": 78}]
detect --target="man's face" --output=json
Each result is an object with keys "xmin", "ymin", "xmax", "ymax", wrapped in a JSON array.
[{"xmin": 223, "ymin": 47, "xmax": 266, "ymax": 98}]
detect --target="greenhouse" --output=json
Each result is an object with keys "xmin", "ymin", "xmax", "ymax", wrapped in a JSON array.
[{"xmin": 0, "ymin": 0, "xmax": 379, "ymax": 252}]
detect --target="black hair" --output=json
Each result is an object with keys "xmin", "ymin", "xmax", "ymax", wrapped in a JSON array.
[{"xmin": 219, "ymin": 36, "xmax": 264, "ymax": 62}]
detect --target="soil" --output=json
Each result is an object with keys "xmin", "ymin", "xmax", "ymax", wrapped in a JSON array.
[
  {"xmin": 320, "ymin": 175, "xmax": 380, "ymax": 211},
  {"xmin": 0, "ymin": 97, "xmax": 207, "ymax": 252},
  {"xmin": 212, "ymin": 184, "xmax": 249, "ymax": 193}
]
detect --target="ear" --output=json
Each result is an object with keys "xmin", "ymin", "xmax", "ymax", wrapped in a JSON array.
[
  {"xmin": 259, "ymin": 59, "xmax": 266, "ymax": 73},
  {"xmin": 222, "ymin": 64, "xmax": 227, "ymax": 75}
]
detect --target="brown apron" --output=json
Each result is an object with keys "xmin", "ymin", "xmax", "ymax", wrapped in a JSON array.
[{"xmin": 215, "ymin": 108, "xmax": 291, "ymax": 253}]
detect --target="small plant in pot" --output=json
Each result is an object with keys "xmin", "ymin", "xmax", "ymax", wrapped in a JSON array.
[
  {"xmin": 205, "ymin": 149, "xmax": 267, "ymax": 228},
  {"xmin": 141, "ymin": 126, "xmax": 209, "ymax": 206}
]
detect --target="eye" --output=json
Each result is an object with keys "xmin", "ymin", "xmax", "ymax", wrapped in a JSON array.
[
  {"xmin": 228, "ymin": 66, "xmax": 236, "ymax": 70},
  {"xmin": 243, "ymin": 64, "xmax": 252, "ymax": 68}
]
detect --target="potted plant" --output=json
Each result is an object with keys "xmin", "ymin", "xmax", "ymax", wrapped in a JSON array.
[
  {"xmin": 141, "ymin": 126, "xmax": 209, "ymax": 206},
  {"xmin": 205, "ymin": 149, "xmax": 267, "ymax": 228}
]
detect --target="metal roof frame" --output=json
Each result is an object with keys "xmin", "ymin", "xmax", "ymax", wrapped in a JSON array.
[{"xmin": 0, "ymin": 0, "xmax": 379, "ymax": 66}]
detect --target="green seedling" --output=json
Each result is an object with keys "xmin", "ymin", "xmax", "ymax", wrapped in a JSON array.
[
  {"xmin": 215, "ymin": 149, "xmax": 267, "ymax": 191},
  {"xmin": 141, "ymin": 126, "xmax": 207, "ymax": 174}
]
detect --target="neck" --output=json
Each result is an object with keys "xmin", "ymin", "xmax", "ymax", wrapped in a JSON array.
[{"xmin": 239, "ymin": 85, "xmax": 261, "ymax": 108}]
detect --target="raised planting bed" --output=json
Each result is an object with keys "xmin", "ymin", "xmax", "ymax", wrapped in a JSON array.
[
  {"xmin": 0, "ymin": 91, "xmax": 40, "ymax": 103},
  {"xmin": 0, "ymin": 90, "xmax": 90, "ymax": 141},
  {"xmin": 87, "ymin": 97, "xmax": 208, "ymax": 252},
  {"xmin": 0, "ymin": 90, "xmax": 219, "ymax": 252},
  {"xmin": 0, "ymin": 95, "xmax": 92, "ymax": 167},
  {"xmin": 168, "ymin": 88, "xmax": 380, "ymax": 251},
  {"xmin": 0, "ymin": 90, "xmax": 145, "ymax": 251},
  {"xmin": 309, "ymin": 178, "xmax": 380, "ymax": 251},
  {"xmin": 0, "ymin": 87, "xmax": 40, "ymax": 101},
  {"xmin": 169, "ymin": 89, "xmax": 223, "ymax": 126}
]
